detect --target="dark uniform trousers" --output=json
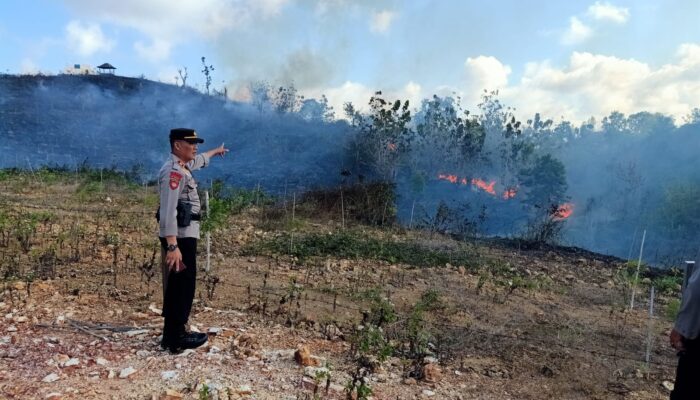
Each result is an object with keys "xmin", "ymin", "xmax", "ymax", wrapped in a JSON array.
[
  {"xmin": 671, "ymin": 338, "xmax": 700, "ymax": 400},
  {"xmin": 159, "ymin": 237, "xmax": 197, "ymax": 338}
]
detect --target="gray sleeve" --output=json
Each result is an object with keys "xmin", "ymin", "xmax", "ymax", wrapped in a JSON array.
[
  {"xmin": 159, "ymin": 169, "xmax": 185, "ymax": 237},
  {"xmin": 675, "ymin": 270, "xmax": 700, "ymax": 339},
  {"xmin": 188, "ymin": 153, "xmax": 210, "ymax": 171}
]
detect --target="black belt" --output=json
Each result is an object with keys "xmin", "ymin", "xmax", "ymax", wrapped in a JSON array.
[{"xmin": 191, "ymin": 214, "xmax": 201, "ymax": 221}]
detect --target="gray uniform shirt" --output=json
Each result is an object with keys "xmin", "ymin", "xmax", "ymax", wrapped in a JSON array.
[
  {"xmin": 158, "ymin": 153, "xmax": 211, "ymax": 239},
  {"xmin": 675, "ymin": 267, "xmax": 700, "ymax": 339}
]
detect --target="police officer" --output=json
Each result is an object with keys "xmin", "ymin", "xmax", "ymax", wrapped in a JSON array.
[
  {"xmin": 670, "ymin": 264, "xmax": 700, "ymax": 399},
  {"xmin": 158, "ymin": 128, "xmax": 228, "ymax": 353}
]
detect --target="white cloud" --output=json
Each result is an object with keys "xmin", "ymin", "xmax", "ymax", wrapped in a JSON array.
[
  {"xmin": 560, "ymin": 16, "xmax": 593, "ymax": 45},
  {"xmin": 587, "ymin": 1, "xmax": 630, "ymax": 24},
  {"xmin": 305, "ymin": 80, "xmax": 422, "ymax": 119},
  {"xmin": 62, "ymin": 0, "xmax": 290, "ymax": 62},
  {"xmin": 65, "ymin": 20, "xmax": 115, "ymax": 57},
  {"xmin": 497, "ymin": 43, "xmax": 700, "ymax": 123},
  {"xmin": 463, "ymin": 56, "xmax": 512, "ymax": 103},
  {"xmin": 370, "ymin": 10, "xmax": 396, "ymax": 34},
  {"xmin": 134, "ymin": 39, "xmax": 172, "ymax": 63}
]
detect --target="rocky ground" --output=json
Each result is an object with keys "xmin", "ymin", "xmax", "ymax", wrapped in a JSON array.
[{"xmin": 0, "ymin": 173, "xmax": 684, "ymax": 399}]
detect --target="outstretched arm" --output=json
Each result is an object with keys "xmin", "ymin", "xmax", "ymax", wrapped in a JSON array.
[
  {"xmin": 188, "ymin": 144, "xmax": 229, "ymax": 170},
  {"xmin": 204, "ymin": 143, "xmax": 229, "ymax": 159}
]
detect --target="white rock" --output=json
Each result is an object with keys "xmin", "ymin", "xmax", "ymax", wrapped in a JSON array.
[
  {"xmin": 63, "ymin": 358, "xmax": 79, "ymax": 367},
  {"xmin": 178, "ymin": 349, "xmax": 196, "ymax": 357},
  {"xmin": 95, "ymin": 357, "xmax": 108, "ymax": 366},
  {"xmin": 124, "ymin": 329, "xmax": 149, "ymax": 337},
  {"xmin": 14, "ymin": 316, "xmax": 28, "ymax": 323},
  {"xmin": 107, "ymin": 370, "xmax": 116, "ymax": 379},
  {"xmin": 6, "ymin": 326, "xmax": 17, "ymax": 332},
  {"xmin": 161, "ymin": 370, "xmax": 178, "ymax": 381},
  {"xmin": 42, "ymin": 373, "xmax": 60, "ymax": 383},
  {"xmin": 118, "ymin": 367, "xmax": 137, "ymax": 379},
  {"xmin": 148, "ymin": 303, "xmax": 162, "ymax": 315},
  {"xmin": 208, "ymin": 346, "xmax": 221, "ymax": 354},
  {"xmin": 208, "ymin": 327, "xmax": 223, "ymax": 334},
  {"xmin": 662, "ymin": 381, "xmax": 675, "ymax": 391},
  {"xmin": 422, "ymin": 389, "xmax": 436, "ymax": 397},
  {"xmin": 136, "ymin": 350, "xmax": 150, "ymax": 358}
]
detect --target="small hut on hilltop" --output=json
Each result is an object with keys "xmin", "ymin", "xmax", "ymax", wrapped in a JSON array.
[{"xmin": 97, "ymin": 63, "xmax": 116, "ymax": 75}]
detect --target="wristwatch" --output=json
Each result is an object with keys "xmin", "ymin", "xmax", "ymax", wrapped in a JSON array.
[{"xmin": 166, "ymin": 244, "xmax": 178, "ymax": 252}]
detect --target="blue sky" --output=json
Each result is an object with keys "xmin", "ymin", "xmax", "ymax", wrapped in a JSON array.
[{"xmin": 1, "ymin": 0, "xmax": 699, "ymax": 123}]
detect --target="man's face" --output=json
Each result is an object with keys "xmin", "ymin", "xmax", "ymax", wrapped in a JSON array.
[{"xmin": 173, "ymin": 140, "xmax": 198, "ymax": 162}]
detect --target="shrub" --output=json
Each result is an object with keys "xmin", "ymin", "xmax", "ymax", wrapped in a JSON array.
[
  {"xmin": 301, "ymin": 181, "xmax": 396, "ymax": 226},
  {"xmin": 245, "ymin": 230, "xmax": 478, "ymax": 268}
]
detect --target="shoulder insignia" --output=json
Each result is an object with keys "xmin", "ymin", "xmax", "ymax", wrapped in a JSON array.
[{"xmin": 169, "ymin": 171, "xmax": 182, "ymax": 190}]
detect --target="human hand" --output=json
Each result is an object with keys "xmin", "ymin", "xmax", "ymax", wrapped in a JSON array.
[
  {"xmin": 165, "ymin": 248, "xmax": 186, "ymax": 273},
  {"xmin": 212, "ymin": 143, "xmax": 229, "ymax": 158},
  {"xmin": 670, "ymin": 328, "xmax": 685, "ymax": 351}
]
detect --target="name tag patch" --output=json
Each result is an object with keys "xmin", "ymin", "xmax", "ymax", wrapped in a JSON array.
[{"xmin": 169, "ymin": 172, "xmax": 182, "ymax": 190}]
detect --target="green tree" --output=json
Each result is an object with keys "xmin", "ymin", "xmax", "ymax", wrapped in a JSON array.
[
  {"xmin": 478, "ymin": 91, "xmax": 533, "ymax": 186},
  {"xmin": 518, "ymin": 154, "xmax": 568, "ymax": 209},
  {"xmin": 298, "ymin": 95, "xmax": 335, "ymax": 122},
  {"xmin": 415, "ymin": 95, "xmax": 485, "ymax": 171},
  {"xmin": 656, "ymin": 183, "xmax": 700, "ymax": 236},
  {"xmin": 350, "ymin": 92, "xmax": 413, "ymax": 180},
  {"xmin": 271, "ymin": 84, "xmax": 302, "ymax": 114}
]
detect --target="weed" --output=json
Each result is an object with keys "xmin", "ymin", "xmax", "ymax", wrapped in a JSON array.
[
  {"xmin": 665, "ymin": 298, "xmax": 681, "ymax": 321},
  {"xmin": 246, "ymin": 230, "xmax": 478, "ymax": 268},
  {"xmin": 198, "ymin": 383, "xmax": 211, "ymax": 400},
  {"xmin": 202, "ymin": 183, "xmax": 271, "ymax": 233},
  {"xmin": 346, "ymin": 290, "xmax": 396, "ymax": 400},
  {"xmin": 653, "ymin": 274, "xmax": 683, "ymax": 296}
]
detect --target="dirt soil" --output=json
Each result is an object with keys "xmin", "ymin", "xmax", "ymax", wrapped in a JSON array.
[{"xmin": 0, "ymin": 176, "xmax": 681, "ymax": 399}]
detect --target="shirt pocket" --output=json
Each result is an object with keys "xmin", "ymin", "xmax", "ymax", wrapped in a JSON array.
[{"xmin": 186, "ymin": 179, "xmax": 199, "ymax": 202}]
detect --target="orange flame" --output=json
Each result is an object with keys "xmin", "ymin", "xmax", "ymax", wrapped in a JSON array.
[
  {"xmin": 553, "ymin": 203, "xmax": 574, "ymax": 220},
  {"xmin": 438, "ymin": 174, "xmax": 458, "ymax": 184},
  {"xmin": 471, "ymin": 178, "xmax": 496, "ymax": 196},
  {"xmin": 437, "ymin": 173, "xmax": 514, "ymax": 198},
  {"xmin": 502, "ymin": 187, "xmax": 518, "ymax": 200}
]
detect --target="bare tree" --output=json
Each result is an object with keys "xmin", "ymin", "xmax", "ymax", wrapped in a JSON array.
[{"xmin": 177, "ymin": 67, "xmax": 188, "ymax": 87}]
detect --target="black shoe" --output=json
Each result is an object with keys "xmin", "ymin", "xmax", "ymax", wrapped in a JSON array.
[{"xmin": 168, "ymin": 332, "xmax": 208, "ymax": 353}]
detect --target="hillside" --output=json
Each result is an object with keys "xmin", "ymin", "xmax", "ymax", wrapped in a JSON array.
[
  {"xmin": 0, "ymin": 74, "xmax": 349, "ymax": 193},
  {"xmin": 0, "ymin": 169, "xmax": 683, "ymax": 399}
]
